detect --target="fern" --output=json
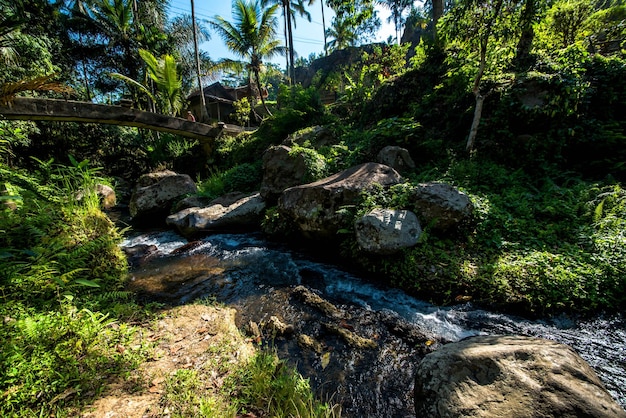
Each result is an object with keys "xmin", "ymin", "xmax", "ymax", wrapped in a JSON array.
[
  {"xmin": 593, "ymin": 198, "xmax": 605, "ymax": 223},
  {"xmin": 97, "ymin": 291, "xmax": 134, "ymax": 302}
]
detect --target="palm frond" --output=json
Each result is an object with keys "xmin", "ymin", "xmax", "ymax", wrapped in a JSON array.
[
  {"xmin": 0, "ymin": 75, "xmax": 74, "ymax": 105},
  {"xmin": 109, "ymin": 72, "xmax": 157, "ymax": 104}
]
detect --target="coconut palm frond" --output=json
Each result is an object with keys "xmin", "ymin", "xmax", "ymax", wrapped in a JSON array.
[
  {"xmin": 206, "ymin": 58, "xmax": 246, "ymax": 76},
  {"xmin": 109, "ymin": 72, "xmax": 157, "ymax": 104},
  {"xmin": 0, "ymin": 75, "xmax": 74, "ymax": 105}
]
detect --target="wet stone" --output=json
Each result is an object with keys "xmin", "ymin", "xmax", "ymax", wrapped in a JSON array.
[
  {"xmin": 264, "ymin": 316, "xmax": 294, "ymax": 338},
  {"xmin": 297, "ymin": 334, "xmax": 324, "ymax": 354},
  {"xmin": 292, "ymin": 285, "xmax": 343, "ymax": 318},
  {"xmin": 323, "ymin": 322, "xmax": 377, "ymax": 349}
]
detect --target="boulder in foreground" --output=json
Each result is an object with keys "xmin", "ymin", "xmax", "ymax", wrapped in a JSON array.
[{"xmin": 414, "ymin": 335, "xmax": 626, "ymax": 418}]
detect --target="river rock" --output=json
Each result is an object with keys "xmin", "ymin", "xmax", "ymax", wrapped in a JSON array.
[
  {"xmin": 96, "ymin": 184, "xmax": 116, "ymax": 209},
  {"xmin": 409, "ymin": 181, "xmax": 473, "ymax": 231},
  {"xmin": 166, "ymin": 192, "xmax": 265, "ymax": 237},
  {"xmin": 260, "ymin": 145, "xmax": 327, "ymax": 202},
  {"xmin": 264, "ymin": 316, "xmax": 294, "ymax": 338},
  {"xmin": 292, "ymin": 285, "xmax": 343, "ymax": 318},
  {"xmin": 282, "ymin": 125, "xmax": 335, "ymax": 149},
  {"xmin": 122, "ymin": 244, "xmax": 158, "ymax": 267},
  {"xmin": 76, "ymin": 183, "xmax": 116, "ymax": 209},
  {"xmin": 414, "ymin": 335, "xmax": 626, "ymax": 418},
  {"xmin": 376, "ymin": 146, "xmax": 415, "ymax": 175},
  {"xmin": 278, "ymin": 163, "xmax": 402, "ymax": 239},
  {"xmin": 355, "ymin": 208, "xmax": 421, "ymax": 254},
  {"xmin": 129, "ymin": 170, "xmax": 197, "ymax": 221}
]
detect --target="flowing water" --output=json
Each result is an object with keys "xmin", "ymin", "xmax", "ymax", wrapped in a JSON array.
[{"xmin": 122, "ymin": 231, "xmax": 626, "ymax": 417}]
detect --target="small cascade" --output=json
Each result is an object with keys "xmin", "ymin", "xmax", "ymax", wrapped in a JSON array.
[{"xmin": 122, "ymin": 231, "xmax": 626, "ymax": 416}]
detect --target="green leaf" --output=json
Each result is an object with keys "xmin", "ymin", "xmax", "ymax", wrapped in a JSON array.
[{"xmin": 74, "ymin": 279, "xmax": 101, "ymax": 288}]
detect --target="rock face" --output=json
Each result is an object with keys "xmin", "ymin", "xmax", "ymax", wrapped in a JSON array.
[
  {"xmin": 414, "ymin": 335, "xmax": 626, "ymax": 418},
  {"xmin": 278, "ymin": 163, "xmax": 402, "ymax": 239},
  {"xmin": 410, "ymin": 182, "xmax": 473, "ymax": 231},
  {"xmin": 260, "ymin": 145, "xmax": 316, "ymax": 202},
  {"xmin": 376, "ymin": 146, "xmax": 415, "ymax": 175},
  {"xmin": 129, "ymin": 171, "xmax": 197, "ymax": 220},
  {"xmin": 355, "ymin": 209, "xmax": 421, "ymax": 254},
  {"xmin": 282, "ymin": 125, "xmax": 335, "ymax": 149},
  {"xmin": 166, "ymin": 192, "xmax": 265, "ymax": 237}
]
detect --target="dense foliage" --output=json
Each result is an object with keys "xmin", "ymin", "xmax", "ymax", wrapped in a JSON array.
[
  {"xmin": 2, "ymin": 0, "xmax": 626, "ymax": 413},
  {"xmin": 0, "ymin": 154, "xmax": 145, "ymax": 415}
]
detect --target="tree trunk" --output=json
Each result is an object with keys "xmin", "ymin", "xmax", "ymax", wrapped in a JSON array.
[
  {"xmin": 254, "ymin": 69, "xmax": 272, "ymax": 117},
  {"xmin": 191, "ymin": 0, "xmax": 207, "ymax": 122},
  {"xmin": 286, "ymin": 1, "xmax": 296, "ymax": 84},
  {"xmin": 321, "ymin": 0, "xmax": 328, "ymax": 56},
  {"xmin": 513, "ymin": 0, "xmax": 536, "ymax": 71},
  {"xmin": 283, "ymin": 2, "xmax": 290, "ymax": 82},
  {"xmin": 431, "ymin": 0, "xmax": 444, "ymax": 41},
  {"xmin": 466, "ymin": 93, "xmax": 485, "ymax": 152},
  {"xmin": 79, "ymin": 33, "xmax": 91, "ymax": 101},
  {"xmin": 465, "ymin": 0, "xmax": 503, "ymax": 153}
]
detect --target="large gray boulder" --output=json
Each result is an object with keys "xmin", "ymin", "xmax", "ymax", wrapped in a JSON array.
[
  {"xmin": 410, "ymin": 182, "xmax": 473, "ymax": 231},
  {"xmin": 278, "ymin": 163, "xmax": 402, "ymax": 239},
  {"xmin": 129, "ymin": 170, "xmax": 197, "ymax": 220},
  {"xmin": 355, "ymin": 208, "xmax": 421, "ymax": 254},
  {"xmin": 260, "ymin": 145, "xmax": 315, "ymax": 202},
  {"xmin": 415, "ymin": 335, "xmax": 626, "ymax": 418},
  {"xmin": 166, "ymin": 192, "xmax": 265, "ymax": 237},
  {"xmin": 376, "ymin": 146, "xmax": 415, "ymax": 175},
  {"xmin": 282, "ymin": 125, "xmax": 335, "ymax": 149}
]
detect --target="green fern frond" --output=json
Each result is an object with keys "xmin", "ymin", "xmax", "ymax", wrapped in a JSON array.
[{"xmin": 593, "ymin": 198, "xmax": 605, "ymax": 223}]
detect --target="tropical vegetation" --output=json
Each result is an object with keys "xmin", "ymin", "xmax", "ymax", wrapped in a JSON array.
[{"xmin": 1, "ymin": 0, "xmax": 626, "ymax": 415}]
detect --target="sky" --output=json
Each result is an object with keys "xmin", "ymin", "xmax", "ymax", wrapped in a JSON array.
[{"xmin": 167, "ymin": 0, "xmax": 401, "ymax": 69}]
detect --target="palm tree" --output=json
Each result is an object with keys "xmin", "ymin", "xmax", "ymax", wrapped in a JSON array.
[
  {"xmin": 314, "ymin": 0, "xmax": 329, "ymax": 56},
  {"xmin": 262, "ymin": 0, "xmax": 312, "ymax": 82},
  {"xmin": 326, "ymin": 16, "xmax": 357, "ymax": 52},
  {"xmin": 210, "ymin": 0, "xmax": 284, "ymax": 116},
  {"xmin": 110, "ymin": 49, "xmax": 183, "ymax": 116},
  {"xmin": 0, "ymin": 0, "xmax": 25, "ymax": 66},
  {"xmin": 377, "ymin": 0, "xmax": 413, "ymax": 45},
  {"xmin": 190, "ymin": 0, "xmax": 207, "ymax": 121},
  {"xmin": 87, "ymin": 0, "xmax": 137, "ymax": 78},
  {"xmin": 167, "ymin": 15, "xmax": 213, "ymax": 96}
]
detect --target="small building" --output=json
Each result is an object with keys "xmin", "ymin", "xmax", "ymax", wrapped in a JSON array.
[{"xmin": 187, "ymin": 82, "xmax": 267, "ymax": 124}]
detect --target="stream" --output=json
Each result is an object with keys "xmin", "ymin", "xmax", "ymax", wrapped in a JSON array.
[{"xmin": 122, "ymin": 230, "xmax": 626, "ymax": 417}]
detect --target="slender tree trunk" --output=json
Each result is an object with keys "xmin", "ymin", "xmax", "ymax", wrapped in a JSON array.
[
  {"xmin": 431, "ymin": 0, "xmax": 444, "ymax": 42},
  {"xmin": 254, "ymin": 68, "xmax": 272, "ymax": 117},
  {"xmin": 283, "ymin": 4, "xmax": 290, "ymax": 82},
  {"xmin": 79, "ymin": 33, "xmax": 91, "ymax": 101},
  {"xmin": 465, "ymin": 0, "xmax": 504, "ymax": 153},
  {"xmin": 321, "ymin": 0, "xmax": 328, "ymax": 55},
  {"xmin": 191, "ymin": 0, "xmax": 207, "ymax": 122},
  {"xmin": 286, "ymin": 1, "xmax": 296, "ymax": 84},
  {"xmin": 395, "ymin": 10, "xmax": 400, "ymax": 45},
  {"xmin": 466, "ymin": 93, "xmax": 485, "ymax": 152}
]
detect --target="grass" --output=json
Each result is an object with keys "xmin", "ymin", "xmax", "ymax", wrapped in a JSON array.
[{"xmin": 162, "ymin": 350, "xmax": 340, "ymax": 418}]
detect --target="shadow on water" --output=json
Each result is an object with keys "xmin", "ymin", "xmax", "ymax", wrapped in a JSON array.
[{"xmin": 122, "ymin": 231, "xmax": 626, "ymax": 417}]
